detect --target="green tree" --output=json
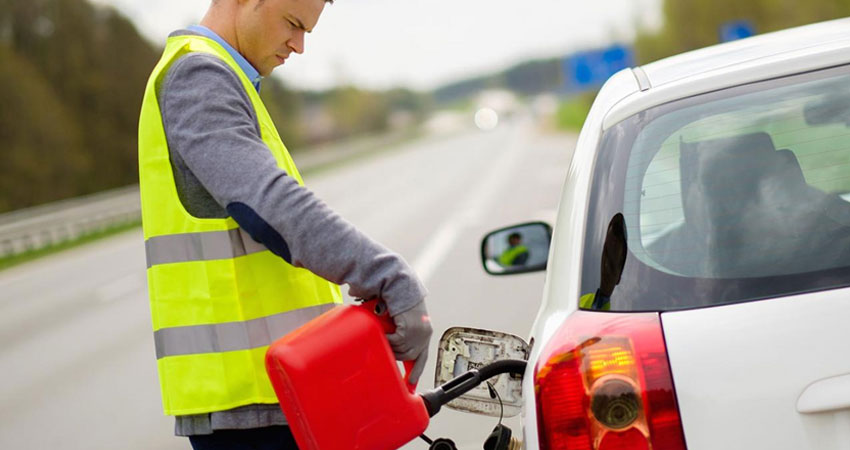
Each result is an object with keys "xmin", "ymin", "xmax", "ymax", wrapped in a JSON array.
[
  {"xmin": 0, "ymin": 0, "xmax": 158, "ymax": 211},
  {"xmin": 261, "ymin": 77, "xmax": 305, "ymax": 148},
  {"xmin": 326, "ymin": 86, "xmax": 390, "ymax": 138},
  {"xmin": 0, "ymin": 0, "xmax": 431, "ymax": 211},
  {"xmin": 0, "ymin": 45, "xmax": 86, "ymax": 211},
  {"xmin": 384, "ymin": 88, "xmax": 432, "ymax": 122}
]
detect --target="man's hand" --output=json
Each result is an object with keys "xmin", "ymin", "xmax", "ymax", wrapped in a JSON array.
[{"xmin": 386, "ymin": 300, "xmax": 432, "ymax": 385}]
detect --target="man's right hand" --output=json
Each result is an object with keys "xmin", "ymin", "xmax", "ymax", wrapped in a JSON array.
[{"xmin": 386, "ymin": 300, "xmax": 432, "ymax": 385}]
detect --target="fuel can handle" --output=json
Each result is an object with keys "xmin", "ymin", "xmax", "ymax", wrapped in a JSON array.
[{"xmin": 359, "ymin": 298, "xmax": 417, "ymax": 393}]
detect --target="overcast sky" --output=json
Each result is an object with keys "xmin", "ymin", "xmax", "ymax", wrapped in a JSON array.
[{"xmin": 91, "ymin": 0, "xmax": 661, "ymax": 91}]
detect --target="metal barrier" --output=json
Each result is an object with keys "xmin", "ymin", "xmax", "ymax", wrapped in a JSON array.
[
  {"xmin": 0, "ymin": 127, "xmax": 425, "ymax": 260},
  {"xmin": 0, "ymin": 185, "xmax": 141, "ymax": 258}
]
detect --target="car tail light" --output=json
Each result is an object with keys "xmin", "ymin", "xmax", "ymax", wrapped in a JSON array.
[{"xmin": 534, "ymin": 311, "xmax": 686, "ymax": 450}]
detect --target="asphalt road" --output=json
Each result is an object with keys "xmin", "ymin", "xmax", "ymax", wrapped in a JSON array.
[{"xmin": 0, "ymin": 116, "xmax": 575, "ymax": 450}]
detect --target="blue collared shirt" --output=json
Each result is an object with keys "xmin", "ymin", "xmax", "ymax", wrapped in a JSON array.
[{"xmin": 187, "ymin": 25, "xmax": 262, "ymax": 92}]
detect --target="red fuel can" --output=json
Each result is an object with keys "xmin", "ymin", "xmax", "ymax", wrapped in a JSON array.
[{"xmin": 265, "ymin": 300, "xmax": 429, "ymax": 450}]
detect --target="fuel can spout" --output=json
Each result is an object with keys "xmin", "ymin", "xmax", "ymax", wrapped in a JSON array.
[{"xmin": 419, "ymin": 359, "xmax": 527, "ymax": 418}]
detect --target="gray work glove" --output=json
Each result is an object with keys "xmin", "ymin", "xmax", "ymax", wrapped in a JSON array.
[{"xmin": 386, "ymin": 300, "xmax": 433, "ymax": 385}]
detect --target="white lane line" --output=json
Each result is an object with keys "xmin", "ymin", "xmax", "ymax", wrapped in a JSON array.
[
  {"xmin": 411, "ymin": 123, "xmax": 529, "ymax": 284},
  {"xmin": 409, "ymin": 222, "xmax": 465, "ymax": 289}
]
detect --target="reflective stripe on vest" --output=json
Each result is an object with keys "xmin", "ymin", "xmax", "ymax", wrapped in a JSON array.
[
  {"xmin": 154, "ymin": 303, "xmax": 335, "ymax": 358},
  {"xmin": 138, "ymin": 35, "xmax": 342, "ymax": 416},
  {"xmin": 145, "ymin": 228, "xmax": 266, "ymax": 268}
]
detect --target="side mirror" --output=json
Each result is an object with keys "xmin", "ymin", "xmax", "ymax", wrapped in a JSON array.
[
  {"xmin": 433, "ymin": 327, "xmax": 529, "ymax": 417},
  {"xmin": 481, "ymin": 221, "xmax": 552, "ymax": 275}
]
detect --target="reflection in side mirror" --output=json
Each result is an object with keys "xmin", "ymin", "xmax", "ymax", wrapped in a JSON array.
[
  {"xmin": 434, "ymin": 327, "xmax": 529, "ymax": 418},
  {"xmin": 481, "ymin": 221, "xmax": 552, "ymax": 275}
]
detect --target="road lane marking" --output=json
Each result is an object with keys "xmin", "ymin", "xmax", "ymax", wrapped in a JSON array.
[
  {"xmin": 412, "ymin": 122, "xmax": 529, "ymax": 284},
  {"xmin": 410, "ymin": 218, "xmax": 465, "ymax": 286}
]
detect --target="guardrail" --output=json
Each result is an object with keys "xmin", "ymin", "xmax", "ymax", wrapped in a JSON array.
[
  {"xmin": 0, "ymin": 127, "xmax": 428, "ymax": 260},
  {"xmin": 0, "ymin": 185, "xmax": 141, "ymax": 258}
]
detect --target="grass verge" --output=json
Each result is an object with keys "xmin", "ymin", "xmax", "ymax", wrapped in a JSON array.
[{"xmin": 555, "ymin": 94, "xmax": 595, "ymax": 132}]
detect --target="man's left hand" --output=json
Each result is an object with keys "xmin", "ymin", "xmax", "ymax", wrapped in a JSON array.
[{"xmin": 386, "ymin": 300, "xmax": 432, "ymax": 385}]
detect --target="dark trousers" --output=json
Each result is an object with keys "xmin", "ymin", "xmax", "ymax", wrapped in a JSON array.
[{"xmin": 188, "ymin": 426, "xmax": 299, "ymax": 450}]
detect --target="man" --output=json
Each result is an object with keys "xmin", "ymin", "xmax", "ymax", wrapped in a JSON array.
[
  {"xmin": 137, "ymin": 0, "xmax": 432, "ymax": 448},
  {"xmin": 579, "ymin": 213, "xmax": 628, "ymax": 311},
  {"xmin": 498, "ymin": 232, "xmax": 529, "ymax": 267}
]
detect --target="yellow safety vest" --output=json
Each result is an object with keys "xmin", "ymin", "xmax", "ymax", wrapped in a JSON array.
[
  {"xmin": 579, "ymin": 292, "xmax": 611, "ymax": 311},
  {"xmin": 138, "ymin": 35, "xmax": 342, "ymax": 416},
  {"xmin": 499, "ymin": 245, "xmax": 529, "ymax": 266}
]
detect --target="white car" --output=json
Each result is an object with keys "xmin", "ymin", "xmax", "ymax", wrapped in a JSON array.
[{"xmin": 435, "ymin": 17, "xmax": 850, "ymax": 450}]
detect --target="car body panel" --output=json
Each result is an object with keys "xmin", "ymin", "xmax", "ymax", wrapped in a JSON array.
[
  {"xmin": 518, "ymin": 18, "xmax": 850, "ymax": 450},
  {"xmin": 521, "ymin": 68, "xmax": 640, "ymax": 449},
  {"xmin": 604, "ymin": 28, "xmax": 850, "ymax": 131},
  {"xmin": 640, "ymin": 17, "xmax": 850, "ymax": 89},
  {"xmin": 661, "ymin": 287, "xmax": 850, "ymax": 450}
]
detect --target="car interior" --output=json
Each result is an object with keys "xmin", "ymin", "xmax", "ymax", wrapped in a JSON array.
[{"xmin": 645, "ymin": 131, "xmax": 850, "ymax": 278}]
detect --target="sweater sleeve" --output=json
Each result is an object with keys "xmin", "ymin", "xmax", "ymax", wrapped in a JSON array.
[{"xmin": 159, "ymin": 53, "xmax": 426, "ymax": 315}]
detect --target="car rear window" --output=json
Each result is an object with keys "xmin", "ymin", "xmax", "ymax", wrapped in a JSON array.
[{"xmin": 581, "ymin": 64, "xmax": 850, "ymax": 312}]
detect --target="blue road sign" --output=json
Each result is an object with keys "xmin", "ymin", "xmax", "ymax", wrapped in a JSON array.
[
  {"xmin": 720, "ymin": 20, "xmax": 755, "ymax": 42},
  {"xmin": 562, "ymin": 44, "xmax": 634, "ymax": 93}
]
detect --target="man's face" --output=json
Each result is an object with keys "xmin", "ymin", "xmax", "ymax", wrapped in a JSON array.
[{"xmin": 234, "ymin": 0, "xmax": 325, "ymax": 76}]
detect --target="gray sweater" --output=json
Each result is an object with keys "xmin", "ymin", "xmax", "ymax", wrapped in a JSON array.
[{"xmin": 157, "ymin": 30, "xmax": 427, "ymax": 436}]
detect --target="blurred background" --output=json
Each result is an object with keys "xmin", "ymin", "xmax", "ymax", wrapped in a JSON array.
[
  {"xmin": 1, "ymin": 0, "xmax": 849, "ymax": 449},
  {"xmin": 1, "ymin": 0, "xmax": 849, "ymax": 213}
]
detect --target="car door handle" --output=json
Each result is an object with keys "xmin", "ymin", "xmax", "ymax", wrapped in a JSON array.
[{"xmin": 797, "ymin": 373, "xmax": 850, "ymax": 414}]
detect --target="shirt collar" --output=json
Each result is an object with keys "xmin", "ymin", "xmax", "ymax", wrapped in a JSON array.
[{"xmin": 187, "ymin": 25, "xmax": 263, "ymax": 92}]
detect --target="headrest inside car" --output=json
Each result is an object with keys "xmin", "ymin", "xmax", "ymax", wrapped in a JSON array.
[{"xmin": 678, "ymin": 131, "xmax": 808, "ymax": 223}]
